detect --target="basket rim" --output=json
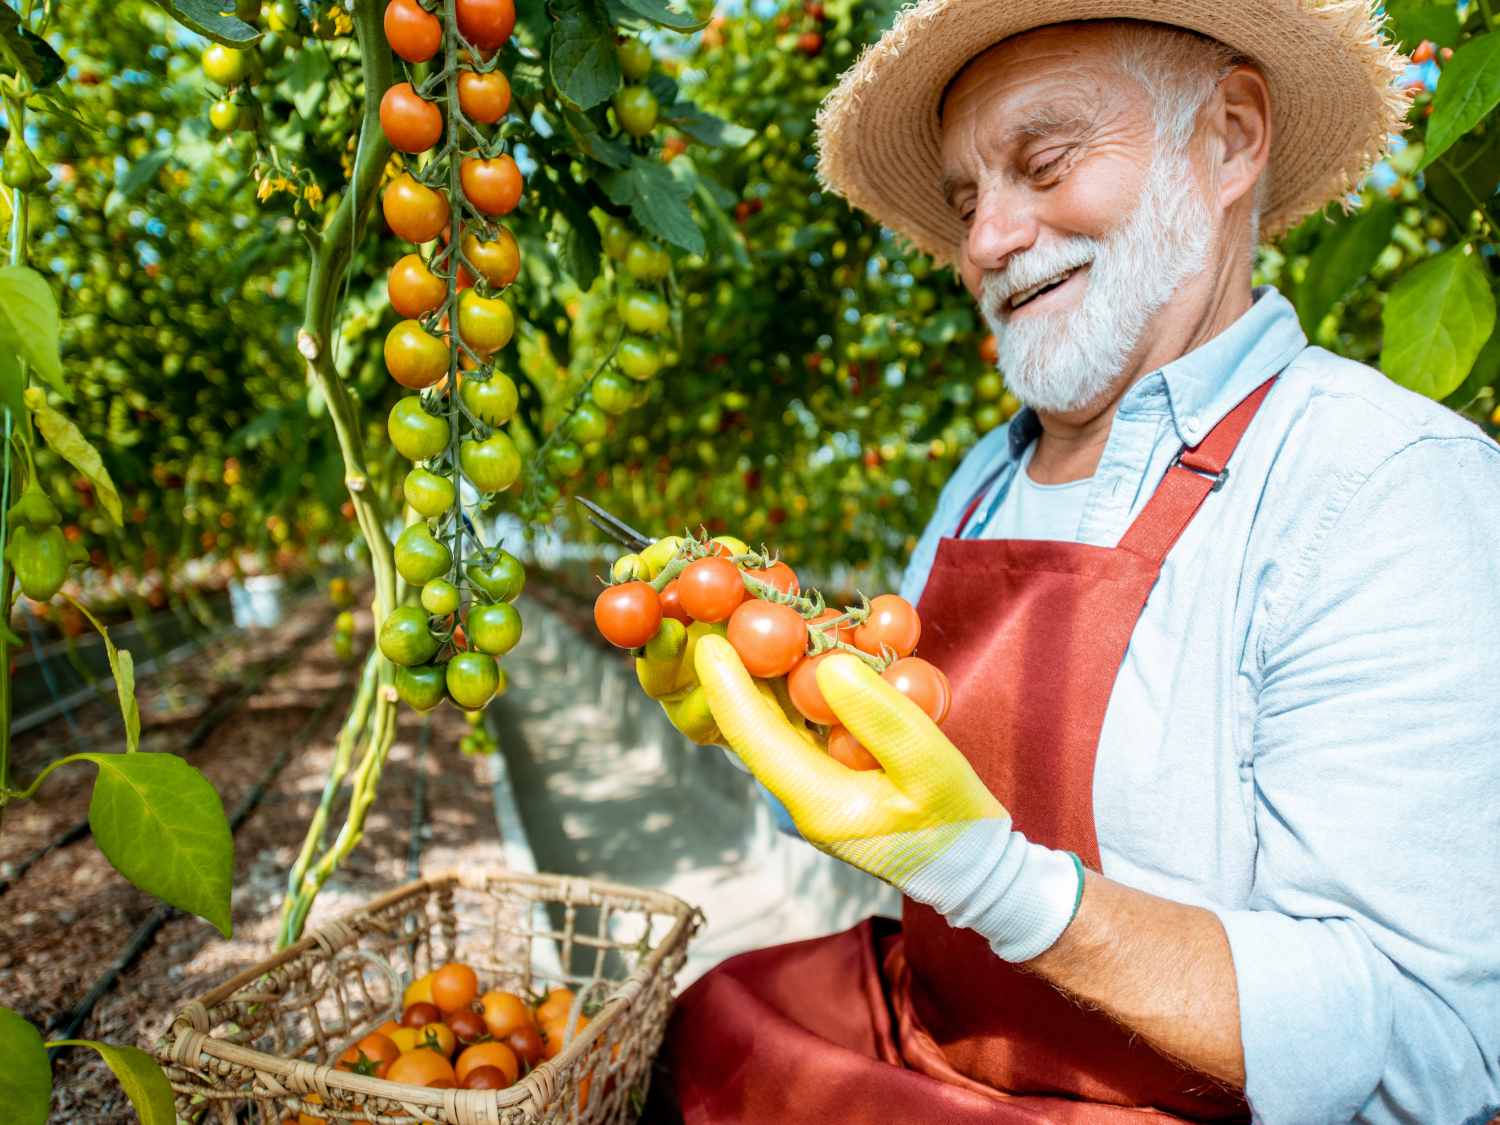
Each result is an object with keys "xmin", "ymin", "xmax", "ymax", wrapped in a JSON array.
[{"xmin": 159, "ymin": 869, "xmax": 703, "ymax": 1113}]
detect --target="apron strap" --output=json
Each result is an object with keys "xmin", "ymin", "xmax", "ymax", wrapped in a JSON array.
[
  {"xmin": 953, "ymin": 464, "xmax": 1009, "ymax": 538},
  {"xmin": 1117, "ymin": 377, "xmax": 1278, "ymax": 564}
]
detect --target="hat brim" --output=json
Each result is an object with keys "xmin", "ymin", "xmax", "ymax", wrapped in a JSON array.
[{"xmin": 815, "ymin": 1, "xmax": 1409, "ymax": 266}]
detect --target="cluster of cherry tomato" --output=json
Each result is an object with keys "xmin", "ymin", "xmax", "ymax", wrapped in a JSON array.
[
  {"xmin": 376, "ymin": 0, "xmax": 533, "ymax": 714},
  {"xmin": 594, "ymin": 531, "xmax": 951, "ymax": 770},
  {"xmin": 286, "ymin": 961, "xmax": 602, "ymax": 1121}
]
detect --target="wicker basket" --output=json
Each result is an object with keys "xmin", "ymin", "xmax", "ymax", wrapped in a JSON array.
[{"xmin": 157, "ymin": 870, "xmax": 702, "ymax": 1125}]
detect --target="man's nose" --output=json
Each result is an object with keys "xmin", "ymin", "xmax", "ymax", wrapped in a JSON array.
[{"xmin": 966, "ymin": 194, "xmax": 1037, "ymax": 272}]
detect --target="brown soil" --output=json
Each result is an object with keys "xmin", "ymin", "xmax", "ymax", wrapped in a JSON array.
[{"xmin": 0, "ymin": 590, "xmax": 508, "ymax": 1122}]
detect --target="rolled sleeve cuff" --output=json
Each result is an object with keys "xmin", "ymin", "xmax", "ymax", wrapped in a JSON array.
[{"xmin": 1214, "ymin": 908, "xmax": 1393, "ymax": 1124}]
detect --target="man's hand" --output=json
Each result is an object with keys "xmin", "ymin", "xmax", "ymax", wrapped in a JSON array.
[{"xmin": 695, "ymin": 633, "xmax": 1083, "ymax": 962}]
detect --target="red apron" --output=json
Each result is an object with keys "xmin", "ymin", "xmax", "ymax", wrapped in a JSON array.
[{"xmin": 653, "ymin": 380, "xmax": 1276, "ymax": 1124}]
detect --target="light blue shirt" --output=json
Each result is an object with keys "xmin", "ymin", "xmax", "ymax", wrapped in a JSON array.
[
  {"xmin": 900, "ymin": 287, "xmax": 1500, "ymax": 1125},
  {"xmin": 979, "ymin": 441, "xmax": 1092, "ymax": 543}
]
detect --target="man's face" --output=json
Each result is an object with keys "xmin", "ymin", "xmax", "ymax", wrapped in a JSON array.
[{"xmin": 939, "ymin": 24, "xmax": 1213, "ymax": 414}]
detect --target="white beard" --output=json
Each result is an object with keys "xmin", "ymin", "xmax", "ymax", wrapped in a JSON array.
[{"xmin": 979, "ymin": 147, "xmax": 1212, "ymax": 414}]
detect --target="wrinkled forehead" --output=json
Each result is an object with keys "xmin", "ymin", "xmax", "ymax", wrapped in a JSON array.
[{"xmin": 939, "ymin": 22, "xmax": 1135, "ymax": 126}]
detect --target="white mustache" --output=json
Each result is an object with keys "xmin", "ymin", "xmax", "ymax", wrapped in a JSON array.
[{"xmin": 980, "ymin": 241, "xmax": 1098, "ymax": 315}]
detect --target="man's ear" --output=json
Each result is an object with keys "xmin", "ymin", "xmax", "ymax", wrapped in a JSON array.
[{"xmin": 1209, "ymin": 65, "xmax": 1272, "ymax": 214}]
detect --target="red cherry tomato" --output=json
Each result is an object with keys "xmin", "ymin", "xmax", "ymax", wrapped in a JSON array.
[
  {"xmin": 827, "ymin": 726, "xmax": 881, "ymax": 771},
  {"xmin": 659, "ymin": 579, "xmax": 691, "ymax": 624},
  {"xmin": 380, "ymin": 82, "xmax": 443, "ymax": 153},
  {"xmin": 727, "ymin": 600, "xmax": 808, "ymax": 678},
  {"xmin": 594, "ymin": 581, "xmax": 662, "ymax": 649},
  {"xmin": 881, "ymin": 657, "xmax": 951, "ymax": 724},
  {"xmin": 455, "ymin": 0, "xmax": 515, "ymax": 50},
  {"xmin": 677, "ymin": 557, "xmax": 745, "ymax": 622},
  {"xmin": 787, "ymin": 651, "xmax": 837, "ymax": 726},
  {"xmin": 852, "ymin": 594, "xmax": 921, "ymax": 658},
  {"xmin": 384, "ymin": 0, "xmax": 441, "ymax": 62},
  {"xmin": 747, "ymin": 560, "xmax": 798, "ymax": 596}
]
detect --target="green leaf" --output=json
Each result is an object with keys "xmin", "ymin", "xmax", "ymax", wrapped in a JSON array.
[
  {"xmin": 663, "ymin": 101, "xmax": 754, "ymax": 148},
  {"xmin": 32, "ymin": 401, "xmax": 124, "ymax": 525},
  {"xmin": 1294, "ymin": 200, "xmax": 1398, "ymax": 334},
  {"xmin": 69, "ymin": 589, "xmax": 142, "ymax": 750},
  {"xmin": 605, "ymin": 0, "xmax": 708, "ymax": 31},
  {"xmin": 106, "ymin": 150, "xmax": 174, "ymax": 217},
  {"xmin": 1380, "ymin": 245, "xmax": 1498, "ymax": 398},
  {"xmin": 1422, "ymin": 126, "xmax": 1500, "ymax": 226},
  {"xmin": 82, "ymin": 751, "xmax": 234, "ymax": 936},
  {"xmin": 69, "ymin": 1042, "xmax": 174, "ymax": 1125},
  {"xmin": 601, "ymin": 155, "xmax": 704, "ymax": 254},
  {"xmin": 0, "ymin": 267, "xmax": 65, "ymax": 398},
  {"xmin": 1383, "ymin": 0, "xmax": 1460, "ymax": 50},
  {"xmin": 550, "ymin": 0, "xmax": 620, "ymax": 110},
  {"xmin": 0, "ymin": 6, "xmax": 66, "ymax": 88},
  {"xmin": 1442, "ymin": 323, "xmax": 1500, "ymax": 409},
  {"xmin": 0, "ymin": 1008, "xmax": 51, "ymax": 1125},
  {"xmin": 546, "ymin": 178, "xmax": 604, "ymax": 289},
  {"xmin": 32, "ymin": 89, "xmax": 102, "ymax": 135},
  {"xmin": 0, "ymin": 343, "xmax": 26, "ymax": 427},
  {"xmin": 284, "ymin": 47, "xmax": 332, "ymax": 120},
  {"xmin": 145, "ymin": 0, "xmax": 259, "ymax": 44},
  {"xmin": 1420, "ymin": 32, "xmax": 1500, "ymax": 169},
  {"xmin": 561, "ymin": 106, "xmax": 631, "ymax": 168}
]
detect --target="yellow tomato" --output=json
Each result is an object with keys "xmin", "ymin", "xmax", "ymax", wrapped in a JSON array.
[
  {"xmin": 637, "ymin": 535, "xmax": 683, "ymax": 579},
  {"xmin": 457, "ymin": 290, "xmax": 514, "ymax": 357},
  {"xmin": 404, "ymin": 971, "xmax": 436, "ymax": 1009}
]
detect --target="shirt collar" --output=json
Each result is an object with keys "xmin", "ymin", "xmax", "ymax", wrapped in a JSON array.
[{"xmin": 1005, "ymin": 285, "xmax": 1307, "ymax": 457}]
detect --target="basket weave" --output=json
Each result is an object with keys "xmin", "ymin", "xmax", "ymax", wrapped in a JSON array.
[{"xmin": 157, "ymin": 870, "xmax": 702, "ymax": 1124}]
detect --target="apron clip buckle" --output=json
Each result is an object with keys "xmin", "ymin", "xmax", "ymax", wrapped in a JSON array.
[{"xmin": 1173, "ymin": 450, "xmax": 1230, "ymax": 492}]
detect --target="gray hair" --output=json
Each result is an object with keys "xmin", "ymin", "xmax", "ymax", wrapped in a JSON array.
[{"xmin": 1107, "ymin": 21, "xmax": 1270, "ymax": 242}]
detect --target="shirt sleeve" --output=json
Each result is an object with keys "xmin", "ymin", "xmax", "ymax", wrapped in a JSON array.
[{"xmin": 1215, "ymin": 436, "xmax": 1500, "ymax": 1125}]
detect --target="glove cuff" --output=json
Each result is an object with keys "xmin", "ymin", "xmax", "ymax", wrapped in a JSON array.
[{"xmin": 902, "ymin": 819, "xmax": 1084, "ymax": 963}]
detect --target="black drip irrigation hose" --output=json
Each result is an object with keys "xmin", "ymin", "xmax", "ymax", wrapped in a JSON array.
[
  {"xmin": 43, "ymin": 671, "xmax": 354, "ymax": 1061},
  {"xmin": 0, "ymin": 609, "xmax": 335, "ymax": 899}
]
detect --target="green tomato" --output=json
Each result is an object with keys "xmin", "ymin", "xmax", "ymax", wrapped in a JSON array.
[
  {"xmin": 620, "ymin": 290, "xmax": 669, "ymax": 336},
  {"xmin": 379, "ymin": 605, "xmax": 439, "ymax": 666},
  {"xmin": 617, "ymin": 37, "xmax": 653, "ymax": 81},
  {"xmin": 396, "ymin": 662, "xmax": 447, "ymax": 711},
  {"xmin": 404, "ymin": 467, "xmax": 456, "ymax": 518},
  {"xmin": 394, "ymin": 522, "xmax": 452, "ymax": 584},
  {"xmin": 208, "ymin": 99, "xmax": 242, "ymax": 132},
  {"xmin": 202, "ymin": 45, "xmax": 249, "ymax": 86},
  {"xmin": 624, "ymin": 239, "xmax": 670, "ymax": 281},
  {"xmin": 566, "ymin": 402, "xmax": 609, "ymax": 443},
  {"xmin": 601, "ymin": 217, "xmax": 632, "ymax": 260},
  {"xmin": 459, "ymin": 432, "xmax": 522, "ymax": 492},
  {"xmin": 446, "ymin": 651, "xmax": 500, "ymax": 710},
  {"xmin": 617, "ymin": 336, "xmax": 664, "ymax": 381},
  {"xmin": 8, "ymin": 484, "xmax": 60, "ymax": 530},
  {"xmin": 545, "ymin": 441, "xmax": 584, "ymax": 479},
  {"xmin": 468, "ymin": 601, "xmax": 522, "ymax": 655},
  {"xmin": 388, "ymin": 396, "xmax": 450, "ymax": 461},
  {"xmin": 591, "ymin": 370, "xmax": 636, "ymax": 415},
  {"xmin": 265, "ymin": 0, "xmax": 301, "ymax": 34},
  {"xmin": 6, "ymin": 525, "xmax": 67, "ymax": 602},
  {"xmin": 466, "ymin": 549, "xmax": 525, "ymax": 601},
  {"xmin": 335, "ymin": 610, "xmax": 356, "ymax": 633},
  {"xmin": 975, "ymin": 372, "xmax": 1003, "ymax": 401},
  {"xmin": 975, "ymin": 403, "xmax": 1002, "ymax": 433},
  {"xmin": 421, "ymin": 578, "xmax": 461, "ymax": 615},
  {"xmin": 460, "ymin": 373, "xmax": 519, "ymax": 426},
  {"xmin": 614, "ymin": 86, "xmax": 659, "ymax": 138}
]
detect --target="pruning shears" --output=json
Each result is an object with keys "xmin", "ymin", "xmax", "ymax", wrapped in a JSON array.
[{"xmin": 576, "ymin": 496, "xmax": 653, "ymax": 552}]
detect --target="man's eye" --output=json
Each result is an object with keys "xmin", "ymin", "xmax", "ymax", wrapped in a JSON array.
[{"xmin": 1031, "ymin": 150, "xmax": 1070, "ymax": 178}]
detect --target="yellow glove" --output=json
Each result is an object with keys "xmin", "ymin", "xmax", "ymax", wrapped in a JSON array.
[{"xmin": 695, "ymin": 634, "xmax": 1083, "ymax": 962}]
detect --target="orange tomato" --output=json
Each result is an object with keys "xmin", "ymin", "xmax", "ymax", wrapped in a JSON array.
[
  {"xmin": 431, "ymin": 962, "xmax": 480, "ymax": 1014},
  {"xmin": 539, "ymin": 1012, "xmax": 589, "ymax": 1060},
  {"xmin": 383, "ymin": 174, "xmax": 449, "ymax": 244},
  {"xmin": 461, "ymin": 228, "xmax": 520, "ymax": 288},
  {"xmin": 385, "ymin": 1048, "xmax": 457, "ymax": 1088},
  {"xmin": 455, "ymin": 0, "xmax": 514, "ymax": 50},
  {"xmin": 337, "ymin": 1032, "xmax": 400, "ymax": 1076},
  {"xmin": 380, "ymin": 82, "xmax": 443, "ymax": 153},
  {"xmin": 533, "ymin": 986, "xmax": 575, "ymax": 1025},
  {"xmin": 384, "ymin": 0, "xmax": 441, "ymax": 62},
  {"xmin": 376, "ymin": 1019, "xmax": 403, "ymax": 1038},
  {"xmin": 413, "ymin": 1022, "xmax": 458, "ymax": 1058},
  {"xmin": 458, "ymin": 70, "xmax": 511, "ymax": 123},
  {"xmin": 296, "ymin": 1092, "xmax": 326, "ymax": 1125},
  {"xmin": 454, "ymin": 1040, "xmax": 520, "ymax": 1085},
  {"xmin": 460, "ymin": 155, "xmax": 522, "ymax": 215},
  {"xmin": 827, "ymin": 726, "xmax": 881, "ymax": 771},
  {"xmin": 480, "ymin": 990, "xmax": 534, "ymax": 1040},
  {"xmin": 388, "ymin": 254, "xmax": 446, "ymax": 319}
]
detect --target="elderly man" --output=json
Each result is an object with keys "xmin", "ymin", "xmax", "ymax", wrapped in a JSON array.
[{"xmin": 647, "ymin": 3, "xmax": 1500, "ymax": 1123}]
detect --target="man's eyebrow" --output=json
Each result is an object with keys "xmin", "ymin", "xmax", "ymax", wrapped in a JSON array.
[{"xmin": 940, "ymin": 109, "xmax": 1095, "ymax": 205}]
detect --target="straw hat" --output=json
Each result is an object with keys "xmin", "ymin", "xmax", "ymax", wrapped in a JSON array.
[{"xmin": 815, "ymin": 1, "xmax": 1410, "ymax": 265}]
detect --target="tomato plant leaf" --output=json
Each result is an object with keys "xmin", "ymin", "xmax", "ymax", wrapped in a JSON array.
[
  {"xmin": 32, "ymin": 89, "xmax": 102, "ymax": 135},
  {"xmin": 0, "ymin": 342, "xmax": 27, "ymax": 428},
  {"xmin": 1381, "ymin": 245, "xmax": 1497, "ymax": 398},
  {"xmin": 82, "ymin": 751, "xmax": 234, "ymax": 936},
  {"xmin": 145, "ymin": 0, "xmax": 258, "ymax": 45},
  {"xmin": 1420, "ymin": 32, "xmax": 1500, "ymax": 169},
  {"xmin": 550, "ymin": 0, "xmax": 620, "ymax": 110},
  {"xmin": 602, "ymin": 155, "xmax": 704, "ymax": 254},
  {"xmin": 560, "ymin": 106, "xmax": 630, "ymax": 168},
  {"xmin": 0, "ymin": 1007, "xmax": 51, "ymax": 1125},
  {"xmin": 66, "ymin": 594, "xmax": 141, "ymax": 753},
  {"xmin": 1293, "ymin": 200, "xmax": 1398, "ymax": 335},
  {"xmin": 31, "ymin": 400, "xmax": 124, "ymax": 525},
  {"xmin": 107, "ymin": 150, "xmax": 174, "ymax": 217},
  {"xmin": 1383, "ymin": 0, "xmax": 1461, "ymax": 50},
  {"xmin": 0, "ymin": 5, "xmax": 66, "ymax": 88},
  {"xmin": 662, "ymin": 100, "xmax": 754, "ymax": 148},
  {"xmin": 1422, "ymin": 126, "xmax": 1500, "ymax": 228},
  {"xmin": 69, "ymin": 1042, "xmax": 174, "ymax": 1125},
  {"xmin": 0, "ymin": 266, "xmax": 66, "ymax": 398},
  {"xmin": 605, "ymin": 0, "xmax": 709, "ymax": 32},
  {"xmin": 1442, "ymin": 323, "xmax": 1500, "ymax": 409}
]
